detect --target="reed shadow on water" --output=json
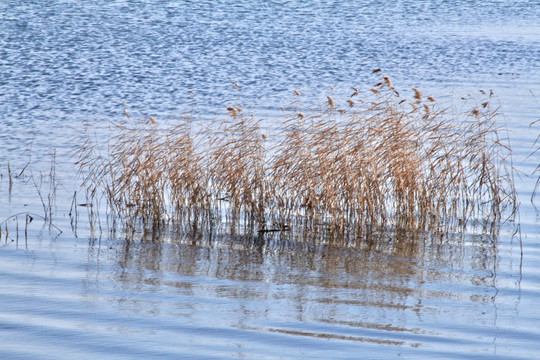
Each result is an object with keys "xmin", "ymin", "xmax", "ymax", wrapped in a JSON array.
[{"xmin": 75, "ymin": 77, "xmax": 518, "ymax": 242}]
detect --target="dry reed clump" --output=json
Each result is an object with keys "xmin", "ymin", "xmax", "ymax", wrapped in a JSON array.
[{"xmin": 75, "ymin": 78, "xmax": 516, "ymax": 238}]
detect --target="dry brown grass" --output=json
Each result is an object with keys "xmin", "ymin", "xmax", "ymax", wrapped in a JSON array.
[
  {"xmin": 531, "ymin": 117, "xmax": 540, "ymax": 208},
  {"xmin": 75, "ymin": 78, "xmax": 517, "ymax": 238}
]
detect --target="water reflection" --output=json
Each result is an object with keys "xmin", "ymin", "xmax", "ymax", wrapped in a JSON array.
[{"xmin": 81, "ymin": 228, "xmax": 502, "ymax": 347}]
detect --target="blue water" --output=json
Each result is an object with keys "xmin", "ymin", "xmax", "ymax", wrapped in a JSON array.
[{"xmin": 1, "ymin": 1, "xmax": 540, "ymax": 359}]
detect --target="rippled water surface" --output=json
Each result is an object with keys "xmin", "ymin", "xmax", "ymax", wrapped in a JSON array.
[{"xmin": 1, "ymin": 1, "xmax": 540, "ymax": 359}]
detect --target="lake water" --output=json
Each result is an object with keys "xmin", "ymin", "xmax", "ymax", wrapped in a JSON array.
[{"xmin": 1, "ymin": 1, "xmax": 540, "ymax": 359}]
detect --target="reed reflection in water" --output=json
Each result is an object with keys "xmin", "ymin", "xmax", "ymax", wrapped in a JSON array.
[{"xmin": 81, "ymin": 228, "xmax": 506, "ymax": 353}]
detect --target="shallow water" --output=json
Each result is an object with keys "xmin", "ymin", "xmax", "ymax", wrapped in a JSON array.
[{"xmin": 1, "ymin": 1, "xmax": 540, "ymax": 359}]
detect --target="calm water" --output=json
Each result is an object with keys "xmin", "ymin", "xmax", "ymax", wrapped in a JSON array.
[{"xmin": 1, "ymin": 1, "xmax": 540, "ymax": 359}]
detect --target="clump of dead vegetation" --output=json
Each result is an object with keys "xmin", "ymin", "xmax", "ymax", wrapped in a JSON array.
[{"xmin": 75, "ymin": 78, "xmax": 517, "ymax": 238}]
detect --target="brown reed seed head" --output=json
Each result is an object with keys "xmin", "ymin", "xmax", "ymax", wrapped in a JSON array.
[
  {"xmin": 382, "ymin": 76, "xmax": 394, "ymax": 89},
  {"xmin": 412, "ymin": 88, "xmax": 422, "ymax": 102},
  {"xmin": 327, "ymin": 96, "xmax": 335, "ymax": 109}
]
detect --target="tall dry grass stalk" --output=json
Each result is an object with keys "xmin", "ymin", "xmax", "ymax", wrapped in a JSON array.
[
  {"xmin": 75, "ymin": 78, "xmax": 517, "ymax": 238},
  {"xmin": 528, "ymin": 93, "xmax": 540, "ymax": 208}
]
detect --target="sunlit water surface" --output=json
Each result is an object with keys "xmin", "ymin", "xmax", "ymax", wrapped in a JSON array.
[{"xmin": 1, "ymin": 1, "xmax": 540, "ymax": 359}]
